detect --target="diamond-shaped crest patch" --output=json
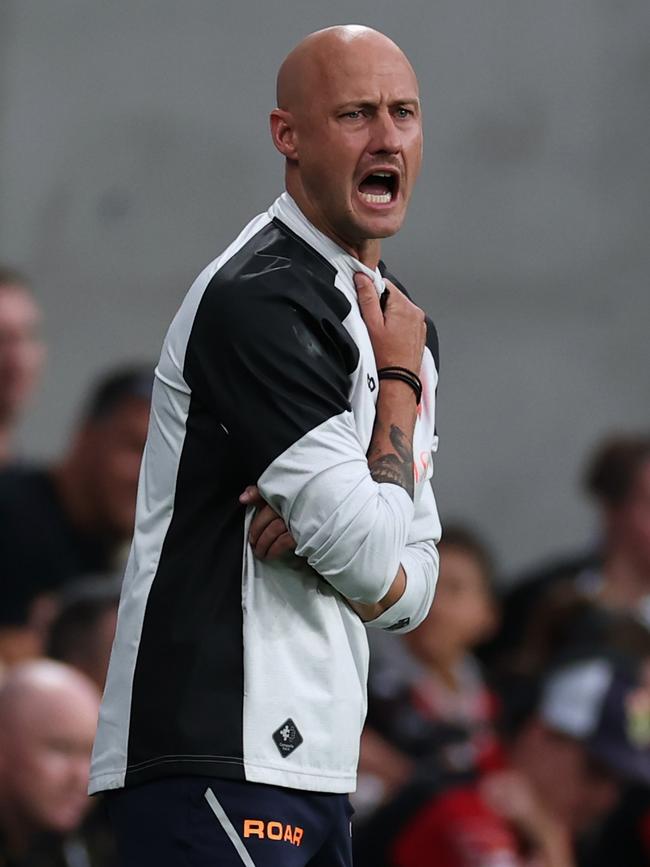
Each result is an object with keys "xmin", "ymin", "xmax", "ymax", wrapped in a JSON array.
[{"xmin": 272, "ymin": 718, "xmax": 303, "ymax": 758}]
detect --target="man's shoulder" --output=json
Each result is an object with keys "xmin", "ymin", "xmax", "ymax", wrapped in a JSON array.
[
  {"xmin": 207, "ymin": 218, "xmax": 344, "ymax": 312},
  {"xmin": 181, "ymin": 218, "xmax": 354, "ymax": 357},
  {"xmin": 162, "ymin": 216, "xmax": 360, "ymax": 389}
]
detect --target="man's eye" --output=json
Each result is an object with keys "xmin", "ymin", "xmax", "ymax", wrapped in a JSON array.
[
  {"xmin": 396, "ymin": 107, "xmax": 413, "ymax": 118},
  {"xmin": 343, "ymin": 110, "xmax": 362, "ymax": 119}
]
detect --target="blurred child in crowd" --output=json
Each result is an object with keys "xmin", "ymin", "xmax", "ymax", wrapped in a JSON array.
[{"xmin": 357, "ymin": 526, "xmax": 499, "ymax": 811}]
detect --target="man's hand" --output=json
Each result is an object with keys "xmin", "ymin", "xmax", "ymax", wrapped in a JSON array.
[
  {"xmin": 239, "ymin": 484, "xmax": 401, "ymax": 621},
  {"xmin": 356, "ymin": 272, "xmax": 425, "ymax": 506},
  {"xmin": 239, "ymin": 486, "xmax": 297, "ymax": 560},
  {"xmin": 355, "ymin": 274, "xmax": 426, "ymax": 372}
]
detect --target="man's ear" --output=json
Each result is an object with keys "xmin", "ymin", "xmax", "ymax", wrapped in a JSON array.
[{"xmin": 270, "ymin": 109, "xmax": 298, "ymax": 161}]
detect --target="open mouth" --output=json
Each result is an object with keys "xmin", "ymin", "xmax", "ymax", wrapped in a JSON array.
[{"xmin": 357, "ymin": 170, "xmax": 399, "ymax": 205}]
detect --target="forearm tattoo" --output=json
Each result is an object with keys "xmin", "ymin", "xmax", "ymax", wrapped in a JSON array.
[{"xmin": 368, "ymin": 424, "xmax": 414, "ymax": 499}]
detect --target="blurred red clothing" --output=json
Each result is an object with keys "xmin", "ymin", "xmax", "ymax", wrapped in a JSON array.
[{"xmin": 390, "ymin": 785, "xmax": 521, "ymax": 867}]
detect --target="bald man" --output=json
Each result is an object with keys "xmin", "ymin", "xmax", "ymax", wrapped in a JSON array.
[
  {"xmin": 0, "ymin": 660, "xmax": 101, "ymax": 863},
  {"xmin": 91, "ymin": 25, "xmax": 441, "ymax": 866}
]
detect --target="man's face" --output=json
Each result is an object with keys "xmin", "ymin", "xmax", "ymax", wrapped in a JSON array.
[
  {"xmin": 610, "ymin": 460, "xmax": 650, "ymax": 571},
  {"xmin": 80, "ymin": 397, "xmax": 150, "ymax": 537},
  {"xmin": 0, "ymin": 285, "xmax": 45, "ymax": 422},
  {"xmin": 81, "ymin": 605, "xmax": 119, "ymax": 690},
  {"xmin": 288, "ymin": 42, "xmax": 423, "ymax": 248},
  {"xmin": 0, "ymin": 687, "xmax": 99, "ymax": 834}
]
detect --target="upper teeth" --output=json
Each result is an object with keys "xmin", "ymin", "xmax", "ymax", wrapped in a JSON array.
[{"xmin": 374, "ymin": 172, "xmax": 392, "ymax": 177}]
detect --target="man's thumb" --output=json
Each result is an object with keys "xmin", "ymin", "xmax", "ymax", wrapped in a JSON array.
[{"xmin": 354, "ymin": 273, "xmax": 382, "ymax": 329}]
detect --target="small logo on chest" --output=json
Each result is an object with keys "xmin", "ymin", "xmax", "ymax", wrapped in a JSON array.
[{"xmin": 367, "ymin": 373, "xmax": 376, "ymax": 392}]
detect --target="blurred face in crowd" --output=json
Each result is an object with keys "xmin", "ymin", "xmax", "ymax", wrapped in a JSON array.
[
  {"xmin": 271, "ymin": 26, "xmax": 423, "ymax": 256},
  {"xmin": 0, "ymin": 283, "xmax": 45, "ymax": 424},
  {"xmin": 512, "ymin": 722, "xmax": 620, "ymax": 834},
  {"xmin": 70, "ymin": 603, "xmax": 119, "ymax": 691},
  {"xmin": 75, "ymin": 396, "xmax": 150, "ymax": 537},
  {"xmin": 404, "ymin": 543, "xmax": 498, "ymax": 665},
  {"xmin": 87, "ymin": 603, "xmax": 119, "ymax": 689},
  {"xmin": 608, "ymin": 459, "xmax": 650, "ymax": 571},
  {"xmin": 0, "ymin": 663, "xmax": 100, "ymax": 841}
]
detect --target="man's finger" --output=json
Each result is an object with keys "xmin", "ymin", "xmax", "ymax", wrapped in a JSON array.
[
  {"xmin": 266, "ymin": 533, "xmax": 297, "ymax": 560},
  {"xmin": 239, "ymin": 485, "xmax": 264, "ymax": 506},
  {"xmin": 249, "ymin": 505, "xmax": 282, "ymax": 546},
  {"xmin": 354, "ymin": 273, "xmax": 383, "ymax": 331},
  {"xmin": 253, "ymin": 518, "xmax": 290, "ymax": 559}
]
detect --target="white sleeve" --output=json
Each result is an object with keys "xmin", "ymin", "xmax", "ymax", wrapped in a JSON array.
[
  {"xmin": 364, "ymin": 480, "xmax": 440, "ymax": 633},
  {"xmin": 196, "ymin": 268, "xmax": 428, "ymax": 606},
  {"xmin": 258, "ymin": 409, "xmax": 415, "ymax": 604}
]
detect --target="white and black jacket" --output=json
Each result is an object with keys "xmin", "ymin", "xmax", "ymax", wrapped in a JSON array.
[{"xmin": 90, "ymin": 193, "xmax": 441, "ymax": 796}]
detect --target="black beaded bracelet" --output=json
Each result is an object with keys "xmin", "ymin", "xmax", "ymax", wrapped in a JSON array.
[{"xmin": 377, "ymin": 366, "xmax": 422, "ymax": 405}]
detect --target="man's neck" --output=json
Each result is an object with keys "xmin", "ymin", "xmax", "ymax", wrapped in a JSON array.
[
  {"xmin": 50, "ymin": 457, "xmax": 100, "ymax": 537},
  {"xmin": 285, "ymin": 179, "xmax": 381, "ymax": 269},
  {"xmin": 356, "ymin": 238, "xmax": 382, "ymax": 270},
  {"xmin": 601, "ymin": 545, "xmax": 650, "ymax": 607},
  {"xmin": 425, "ymin": 650, "xmax": 466, "ymax": 691},
  {"xmin": 0, "ymin": 422, "xmax": 12, "ymax": 468}
]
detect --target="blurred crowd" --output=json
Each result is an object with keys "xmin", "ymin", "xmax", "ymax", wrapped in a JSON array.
[{"xmin": 1, "ymin": 264, "xmax": 649, "ymax": 866}]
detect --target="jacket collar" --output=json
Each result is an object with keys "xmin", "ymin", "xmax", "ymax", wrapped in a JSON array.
[{"xmin": 269, "ymin": 192, "xmax": 386, "ymax": 298}]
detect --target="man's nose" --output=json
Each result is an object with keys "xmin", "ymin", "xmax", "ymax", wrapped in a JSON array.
[{"xmin": 368, "ymin": 109, "xmax": 401, "ymax": 154}]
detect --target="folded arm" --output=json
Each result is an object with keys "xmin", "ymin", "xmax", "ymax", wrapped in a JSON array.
[{"xmin": 187, "ymin": 262, "xmax": 438, "ymax": 627}]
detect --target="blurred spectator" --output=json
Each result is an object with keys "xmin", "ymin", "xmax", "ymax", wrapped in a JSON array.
[
  {"xmin": 499, "ymin": 584, "xmax": 650, "ymax": 682},
  {"xmin": 399, "ymin": 527, "xmax": 498, "ymax": 732},
  {"xmin": 494, "ymin": 595, "xmax": 650, "ymax": 867},
  {"xmin": 357, "ymin": 526, "xmax": 499, "ymax": 812},
  {"xmin": 586, "ymin": 436, "xmax": 650, "ymax": 609},
  {"xmin": 587, "ymin": 784, "xmax": 650, "ymax": 867},
  {"xmin": 489, "ymin": 434, "xmax": 650, "ymax": 667},
  {"xmin": 0, "ymin": 267, "xmax": 45, "ymax": 468},
  {"xmin": 47, "ymin": 577, "xmax": 121, "ymax": 691},
  {"xmin": 355, "ymin": 654, "xmax": 650, "ymax": 867},
  {"xmin": 0, "ymin": 365, "xmax": 152, "ymax": 662},
  {"xmin": 0, "ymin": 659, "xmax": 114, "ymax": 865}
]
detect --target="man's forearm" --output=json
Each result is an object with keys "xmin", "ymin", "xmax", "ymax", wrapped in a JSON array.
[
  {"xmin": 349, "ymin": 565, "xmax": 406, "ymax": 621},
  {"xmin": 351, "ymin": 378, "xmax": 418, "ymax": 620},
  {"xmin": 367, "ymin": 379, "xmax": 418, "ymax": 499}
]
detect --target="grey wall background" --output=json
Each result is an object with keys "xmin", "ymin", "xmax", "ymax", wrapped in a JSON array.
[{"xmin": 1, "ymin": 0, "xmax": 648, "ymax": 576}]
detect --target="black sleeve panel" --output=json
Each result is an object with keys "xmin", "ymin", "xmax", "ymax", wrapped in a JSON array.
[
  {"xmin": 183, "ymin": 222, "xmax": 360, "ymax": 483},
  {"xmin": 379, "ymin": 262, "xmax": 440, "ymax": 375}
]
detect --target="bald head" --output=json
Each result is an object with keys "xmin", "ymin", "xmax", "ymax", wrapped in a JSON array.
[
  {"xmin": 0, "ymin": 658, "xmax": 99, "ymax": 728},
  {"xmin": 270, "ymin": 24, "xmax": 422, "ymax": 261},
  {"xmin": 276, "ymin": 26, "xmax": 417, "ymax": 113},
  {"xmin": 0, "ymin": 660, "xmax": 100, "ymax": 841}
]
